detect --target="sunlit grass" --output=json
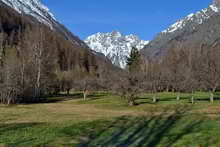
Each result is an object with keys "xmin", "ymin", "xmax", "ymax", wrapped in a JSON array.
[{"xmin": 1, "ymin": 92, "xmax": 220, "ymax": 146}]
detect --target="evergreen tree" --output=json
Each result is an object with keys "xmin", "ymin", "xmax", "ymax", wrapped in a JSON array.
[
  {"xmin": 126, "ymin": 47, "xmax": 141, "ymax": 72},
  {"xmin": 117, "ymin": 47, "xmax": 142, "ymax": 106}
]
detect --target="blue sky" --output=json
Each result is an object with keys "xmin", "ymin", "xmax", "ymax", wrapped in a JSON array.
[{"xmin": 43, "ymin": 0, "xmax": 212, "ymax": 40}]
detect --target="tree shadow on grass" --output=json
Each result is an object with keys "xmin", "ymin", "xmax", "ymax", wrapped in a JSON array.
[
  {"xmin": 196, "ymin": 97, "xmax": 220, "ymax": 102},
  {"xmin": 74, "ymin": 105, "xmax": 203, "ymax": 147},
  {"xmin": 22, "ymin": 92, "xmax": 110, "ymax": 105},
  {"xmin": 0, "ymin": 122, "xmax": 44, "ymax": 146},
  {"xmin": 85, "ymin": 93, "xmax": 110, "ymax": 101},
  {"xmin": 0, "ymin": 122, "xmax": 43, "ymax": 135},
  {"xmin": 19, "ymin": 93, "xmax": 83, "ymax": 105},
  {"xmin": 137, "ymin": 101, "xmax": 154, "ymax": 105}
]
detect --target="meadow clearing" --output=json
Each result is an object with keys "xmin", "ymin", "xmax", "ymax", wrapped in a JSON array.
[{"xmin": 1, "ymin": 92, "xmax": 220, "ymax": 146}]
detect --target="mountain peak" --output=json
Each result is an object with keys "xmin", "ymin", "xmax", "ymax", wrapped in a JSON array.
[
  {"xmin": 110, "ymin": 30, "xmax": 122, "ymax": 37},
  {"xmin": 111, "ymin": 30, "xmax": 120, "ymax": 33},
  {"xmin": 85, "ymin": 32, "xmax": 149, "ymax": 68}
]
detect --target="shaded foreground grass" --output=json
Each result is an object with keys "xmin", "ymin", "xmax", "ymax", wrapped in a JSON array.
[{"xmin": 1, "ymin": 92, "xmax": 220, "ymax": 146}]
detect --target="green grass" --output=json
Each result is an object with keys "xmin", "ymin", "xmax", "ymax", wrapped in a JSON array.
[
  {"xmin": 78, "ymin": 92, "xmax": 220, "ymax": 112},
  {"xmin": 1, "ymin": 92, "xmax": 220, "ymax": 146}
]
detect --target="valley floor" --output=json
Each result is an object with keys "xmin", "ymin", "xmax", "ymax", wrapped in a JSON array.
[{"xmin": 1, "ymin": 92, "xmax": 220, "ymax": 146}]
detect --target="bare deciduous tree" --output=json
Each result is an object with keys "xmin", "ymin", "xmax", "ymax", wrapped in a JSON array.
[{"xmin": 195, "ymin": 44, "xmax": 220, "ymax": 103}]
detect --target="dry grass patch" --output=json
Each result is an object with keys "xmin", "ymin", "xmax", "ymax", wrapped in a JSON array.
[{"xmin": 0, "ymin": 99, "xmax": 142, "ymax": 124}]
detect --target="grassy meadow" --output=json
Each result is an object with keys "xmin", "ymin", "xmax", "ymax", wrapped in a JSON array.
[{"xmin": 1, "ymin": 92, "xmax": 220, "ymax": 146}]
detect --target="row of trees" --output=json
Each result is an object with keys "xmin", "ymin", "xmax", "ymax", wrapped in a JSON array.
[
  {"xmin": 112, "ymin": 43, "xmax": 220, "ymax": 106},
  {"xmin": 1, "ymin": 33, "xmax": 219, "ymax": 106},
  {"xmin": 1, "ymin": 22, "xmax": 220, "ymax": 106}
]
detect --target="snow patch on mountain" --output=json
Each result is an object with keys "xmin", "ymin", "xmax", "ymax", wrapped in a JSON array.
[
  {"xmin": 1, "ymin": 0, "xmax": 56, "ymax": 27},
  {"xmin": 85, "ymin": 31, "xmax": 149, "ymax": 68},
  {"xmin": 162, "ymin": 2, "xmax": 220, "ymax": 34},
  {"xmin": 210, "ymin": 4, "xmax": 219, "ymax": 12}
]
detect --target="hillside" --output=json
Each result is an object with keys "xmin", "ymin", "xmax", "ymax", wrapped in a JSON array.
[{"xmin": 142, "ymin": 0, "xmax": 220, "ymax": 59}]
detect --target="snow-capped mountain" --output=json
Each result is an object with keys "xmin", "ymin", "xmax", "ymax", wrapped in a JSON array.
[
  {"xmin": 142, "ymin": 0, "xmax": 220, "ymax": 58},
  {"xmin": 162, "ymin": 1, "xmax": 219, "ymax": 34},
  {"xmin": 1, "ymin": 0, "xmax": 55, "ymax": 28},
  {"xmin": 85, "ymin": 31, "xmax": 149, "ymax": 68}
]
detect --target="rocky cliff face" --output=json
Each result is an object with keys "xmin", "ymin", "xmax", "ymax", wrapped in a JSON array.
[{"xmin": 85, "ymin": 31, "xmax": 149, "ymax": 68}]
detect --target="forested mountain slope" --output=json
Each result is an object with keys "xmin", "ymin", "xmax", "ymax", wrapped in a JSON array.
[{"xmin": 0, "ymin": 1, "xmax": 117, "ymax": 103}]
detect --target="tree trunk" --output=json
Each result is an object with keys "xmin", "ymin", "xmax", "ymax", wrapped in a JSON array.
[
  {"xmin": 191, "ymin": 91, "xmax": 195, "ymax": 104},
  {"xmin": 128, "ymin": 94, "xmax": 136, "ymax": 106},
  {"xmin": 210, "ymin": 93, "xmax": 214, "ymax": 103},
  {"xmin": 212, "ymin": 84, "xmax": 217, "ymax": 93},
  {"xmin": 67, "ymin": 89, "xmax": 70, "ymax": 96},
  {"xmin": 176, "ymin": 93, "xmax": 180, "ymax": 101},
  {"xmin": 153, "ymin": 95, "xmax": 157, "ymax": 103},
  {"xmin": 35, "ymin": 28, "xmax": 43, "ymax": 100},
  {"xmin": 166, "ymin": 85, "xmax": 169, "ymax": 92},
  {"xmin": 35, "ymin": 55, "xmax": 41, "ymax": 99},
  {"xmin": 191, "ymin": 95, "xmax": 194, "ymax": 104},
  {"xmin": 21, "ymin": 61, "xmax": 25, "ymax": 96},
  {"xmin": 83, "ymin": 91, "xmax": 87, "ymax": 101},
  {"xmin": 7, "ymin": 98, "xmax": 11, "ymax": 106},
  {"xmin": 129, "ymin": 99, "xmax": 135, "ymax": 106}
]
